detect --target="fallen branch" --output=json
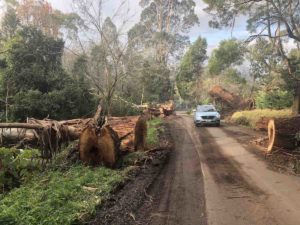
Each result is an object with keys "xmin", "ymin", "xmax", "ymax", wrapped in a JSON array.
[{"xmin": 0, "ymin": 123, "xmax": 43, "ymax": 130}]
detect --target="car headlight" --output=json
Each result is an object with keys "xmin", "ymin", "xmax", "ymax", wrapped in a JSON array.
[{"xmin": 216, "ymin": 114, "xmax": 221, "ymax": 119}]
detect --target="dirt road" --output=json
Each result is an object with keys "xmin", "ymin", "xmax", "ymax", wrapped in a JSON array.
[{"xmin": 142, "ymin": 115, "xmax": 300, "ymax": 225}]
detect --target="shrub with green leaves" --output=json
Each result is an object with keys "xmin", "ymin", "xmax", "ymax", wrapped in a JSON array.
[
  {"xmin": 255, "ymin": 90, "xmax": 293, "ymax": 110},
  {"xmin": 231, "ymin": 109, "xmax": 292, "ymax": 128},
  {"xmin": 0, "ymin": 148, "xmax": 41, "ymax": 191}
]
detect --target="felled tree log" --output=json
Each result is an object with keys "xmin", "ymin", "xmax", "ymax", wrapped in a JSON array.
[
  {"xmin": 0, "ymin": 122, "xmax": 74, "ymax": 158},
  {"xmin": 209, "ymin": 85, "xmax": 253, "ymax": 114},
  {"xmin": 209, "ymin": 85, "xmax": 242, "ymax": 107},
  {"xmin": 0, "ymin": 115, "xmax": 141, "ymax": 153},
  {"xmin": 108, "ymin": 116, "xmax": 138, "ymax": 151},
  {"xmin": 267, "ymin": 117, "xmax": 300, "ymax": 153},
  {"xmin": 0, "ymin": 123, "xmax": 43, "ymax": 130},
  {"xmin": 0, "ymin": 128, "xmax": 37, "ymax": 145}
]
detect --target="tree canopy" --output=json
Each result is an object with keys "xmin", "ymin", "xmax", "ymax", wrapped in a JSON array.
[{"xmin": 176, "ymin": 37, "xmax": 207, "ymax": 100}]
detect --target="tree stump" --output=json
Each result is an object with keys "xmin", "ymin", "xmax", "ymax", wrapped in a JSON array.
[
  {"xmin": 79, "ymin": 125, "xmax": 121, "ymax": 168},
  {"xmin": 267, "ymin": 117, "xmax": 300, "ymax": 153}
]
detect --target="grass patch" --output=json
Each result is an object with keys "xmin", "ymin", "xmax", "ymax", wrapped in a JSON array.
[
  {"xmin": 0, "ymin": 165, "xmax": 125, "ymax": 225},
  {"xmin": 231, "ymin": 108, "xmax": 292, "ymax": 128},
  {"xmin": 147, "ymin": 118, "xmax": 163, "ymax": 146}
]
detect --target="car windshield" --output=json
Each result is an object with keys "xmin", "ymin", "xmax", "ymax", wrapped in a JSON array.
[{"xmin": 197, "ymin": 105, "xmax": 216, "ymax": 112}]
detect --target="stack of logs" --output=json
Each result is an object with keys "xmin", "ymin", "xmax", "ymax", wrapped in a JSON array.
[
  {"xmin": 255, "ymin": 116, "xmax": 300, "ymax": 153},
  {"xmin": 0, "ymin": 102, "xmax": 175, "ymax": 167},
  {"xmin": 144, "ymin": 101, "xmax": 176, "ymax": 118}
]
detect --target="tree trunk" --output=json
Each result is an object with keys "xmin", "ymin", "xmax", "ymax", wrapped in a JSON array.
[
  {"xmin": 292, "ymin": 95, "xmax": 300, "ymax": 116},
  {"xmin": 292, "ymin": 84, "xmax": 300, "ymax": 115},
  {"xmin": 267, "ymin": 117, "xmax": 300, "ymax": 153}
]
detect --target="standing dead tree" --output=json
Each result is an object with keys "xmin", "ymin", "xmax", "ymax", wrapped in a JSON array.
[{"xmin": 72, "ymin": 0, "xmax": 139, "ymax": 116}]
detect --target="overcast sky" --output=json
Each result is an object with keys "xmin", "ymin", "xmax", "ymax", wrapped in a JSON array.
[{"xmin": 49, "ymin": 0, "xmax": 250, "ymax": 55}]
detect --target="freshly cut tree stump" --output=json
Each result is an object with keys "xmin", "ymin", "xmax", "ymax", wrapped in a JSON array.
[
  {"xmin": 267, "ymin": 117, "xmax": 300, "ymax": 153},
  {"xmin": 79, "ymin": 125, "xmax": 121, "ymax": 168}
]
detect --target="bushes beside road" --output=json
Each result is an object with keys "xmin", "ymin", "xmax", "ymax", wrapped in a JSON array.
[{"xmin": 231, "ymin": 109, "xmax": 292, "ymax": 128}]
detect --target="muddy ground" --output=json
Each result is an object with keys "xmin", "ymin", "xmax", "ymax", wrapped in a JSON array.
[
  {"xmin": 86, "ymin": 122, "xmax": 174, "ymax": 225},
  {"xmin": 222, "ymin": 125, "xmax": 300, "ymax": 175},
  {"xmin": 86, "ymin": 115, "xmax": 300, "ymax": 225}
]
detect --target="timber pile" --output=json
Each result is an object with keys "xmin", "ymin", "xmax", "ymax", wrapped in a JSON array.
[
  {"xmin": 208, "ymin": 85, "xmax": 253, "ymax": 115},
  {"xmin": 0, "ymin": 116, "xmax": 139, "ymax": 154},
  {"xmin": 159, "ymin": 100, "xmax": 175, "ymax": 117},
  {"xmin": 108, "ymin": 116, "xmax": 139, "ymax": 151},
  {"xmin": 267, "ymin": 117, "xmax": 300, "ymax": 153},
  {"xmin": 143, "ymin": 101, "xmax": 175, "ymax": 118}
]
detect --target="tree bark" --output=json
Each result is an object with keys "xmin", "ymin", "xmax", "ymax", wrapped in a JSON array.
[
  {"xmin": 0, "ymin": 123, "xmax": 43, "ymax": 129},
  {"xmin": 292, "ymin": 95, "xmax": 300, "ymax": 116},
  {"xmin": 292, "ymin": 85, "xmax": 300, "ymax": 115}
]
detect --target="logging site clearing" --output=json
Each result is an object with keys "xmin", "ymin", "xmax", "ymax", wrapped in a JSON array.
[{"xmin": 1, "ymin": 0, "xmax": 300, "ymax": 225}]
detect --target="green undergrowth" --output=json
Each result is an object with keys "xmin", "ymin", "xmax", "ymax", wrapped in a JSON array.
[
  {"xmin": 0, "ymin": 164, "xmax": 125, "ymax": 225},
  {"xmin": 147, "ymin": 117, "xmax": 163, "ymax": 146},
  {"xmin": 0, "ymin": 148, "xmax": 41, "ymax": 192},
  {"xmin": 231, "ymin": 109, "xmax": 292, "ymax": 128},
  {"xmin": 0, "ymin": 143, "xmax": 128, "ymax": 225},
  {"xmin": 0, "ymin": 117, "xmax": 165, "ymax": 224}
]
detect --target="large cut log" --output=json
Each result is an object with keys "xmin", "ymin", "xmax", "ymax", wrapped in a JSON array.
[
  {"xmin": 209, "ymin": 85, "xmax": 242, "ymax": 107},
  {"xmin": 267, "ymin": 117, "xmax": 300, "ymax": 153},
  {"xmin": 0, "ymin": 123, "xmax": 43, "ymax": 129},
  {"xmin": 0, "ymin": 128, "xmax": 37, "ymax": 144},
  {"xmin": 0, "ymin": 115, "xmax": 140, "ymax": 152},
  {"xmin": 209, "ymin": 85, "xmax": 253, "ymax": 116}
]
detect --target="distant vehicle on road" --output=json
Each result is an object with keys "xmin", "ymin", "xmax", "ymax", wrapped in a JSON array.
[{"xmin": 193, "ymin": 105, "xmax": 221, "ymax": 127}]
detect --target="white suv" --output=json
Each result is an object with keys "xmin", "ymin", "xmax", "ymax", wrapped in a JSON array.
[{"xmin": 194, "ymin": 105, "xmax": 221, "ymax": 127}]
